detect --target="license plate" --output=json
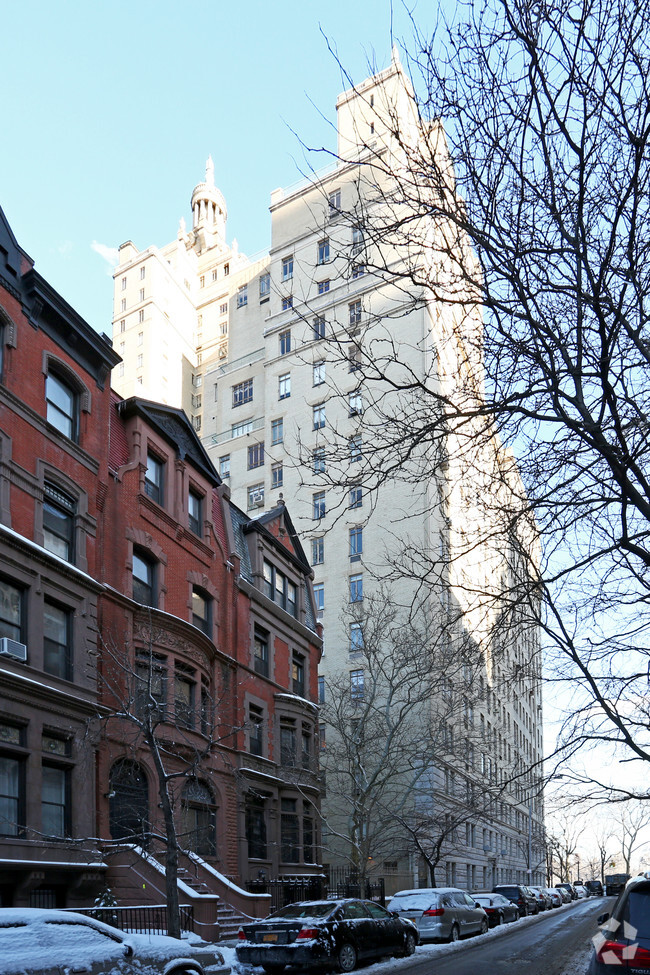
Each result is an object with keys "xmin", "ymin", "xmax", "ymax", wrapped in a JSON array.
[{"xmin": 263, "ymin": 933, "xmax": 278, "ymax": 942}]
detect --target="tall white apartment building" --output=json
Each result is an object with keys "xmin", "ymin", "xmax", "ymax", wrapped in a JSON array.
[{"xmin": 111, "ymin": 53, "xmax": 545, "ymax": 892}]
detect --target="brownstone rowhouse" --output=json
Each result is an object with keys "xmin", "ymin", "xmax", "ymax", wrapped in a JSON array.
[{"xmin": 0, "ymin": 204, "xmax": 322, "ymax": 919}]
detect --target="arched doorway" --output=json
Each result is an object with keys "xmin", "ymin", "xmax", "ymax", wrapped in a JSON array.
[{"xmin": 180, "ymin": 779, "xmax": 216, "ymax": 856}]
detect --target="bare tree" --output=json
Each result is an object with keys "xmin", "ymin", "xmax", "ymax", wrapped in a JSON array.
[
  {"xmin": 305, "ymin": 0, "xmax": 650, "ymax": 790},
  {"xmin": 618, "ymin": 802, "xmax": 650, "ymax": 876},
  {"xmin": 96, "ymin": 612, "xmax": 238, "ymax": 938},
  {"xmin": 319, "ymin": 590, "xmax": 516, "ymax": 886}
]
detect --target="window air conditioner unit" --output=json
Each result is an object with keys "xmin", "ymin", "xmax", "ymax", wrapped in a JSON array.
[
  {"xmin": 250, "ymin": 492, "xmax": 264, "ymax": 507},
  {"xmin": 0, "ymin": 638, "xmax": 27, "ymax": 662}
]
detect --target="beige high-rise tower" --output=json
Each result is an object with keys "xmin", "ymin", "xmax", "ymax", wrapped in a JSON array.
[{"xmin": 111, "ymin": 53, "xmax": 545, "ymax": 894}]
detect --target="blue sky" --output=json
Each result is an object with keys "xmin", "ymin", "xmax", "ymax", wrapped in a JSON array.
[{"xmin": 1, "ymin": 0, "xmax": 436, "ymax": 333}]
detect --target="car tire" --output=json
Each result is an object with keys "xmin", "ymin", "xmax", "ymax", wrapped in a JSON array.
[
  {"xmin": 261, "ymin": 967, "xmax": 286, "ymax": 975},
  {"xmin": 337, "ymin": 942, "xmax": 358, "ymax": 973},
  {"xmin": 513, "ymin": 910, "xmax": 520, "ymax": 922},
  {"xmin": 496, "ymin": 912, "xmax": 504, "ymax": 926},
  {"xmin": 402, "ymin": 932, "xmax": 417, "ymax": 957},
  {"xmin": 479, "ymin": 919, "xmax": 489, "ymax": 935},
  {"xmin": 448, "ymin": 924, "xmax": 460, "ymax": 943}
]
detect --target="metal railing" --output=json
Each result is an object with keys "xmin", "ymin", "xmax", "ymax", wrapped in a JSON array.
[{"xmin": 74, "ymin": 903, "xmax": 195, "ymax": 935}]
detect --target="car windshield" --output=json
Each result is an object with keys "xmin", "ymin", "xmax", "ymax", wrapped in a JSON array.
[
  {"xmin": 388, "ymin": 893, "xmax": 437, "ymax": 910},
  {"xmin": 623, "ymin": 888, "xmax": 650, "ymax": 939},
  {"xmin": 474, "ymin": 896, "xmax": 492, "ymax": 904},
  {"xmin": 270, "ymin": 903, "xmax": 335, "ymax": 920},
  {"xmin": 497, "ymin": 887, "xmax": 518, "ymax": 896}
]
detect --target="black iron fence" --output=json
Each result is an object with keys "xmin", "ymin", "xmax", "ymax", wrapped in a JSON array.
[
  {"xmin": 246, "ymin": 871, "xmax": 385, "ymax": 912},
  {"xmin": 74, "ymin": 903, "xmax": 195, "ymax": 935}
]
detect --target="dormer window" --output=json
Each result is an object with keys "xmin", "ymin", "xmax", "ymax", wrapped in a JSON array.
[{"xmin": 263, "ymin": 560, "xmax": 297, "ymax": 617}]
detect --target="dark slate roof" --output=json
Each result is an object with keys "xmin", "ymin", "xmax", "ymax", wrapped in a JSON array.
[
  {"xmin": 118, "ymin": 397, "xmax": 220, "ymax": 486},
  {"xmin": 229, "ymin": 503, "xmax": 255, "ymax": 583}
]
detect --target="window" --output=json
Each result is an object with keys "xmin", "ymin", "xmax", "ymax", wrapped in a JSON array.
[
  {"xmin": 249, "ymin": 705, "xmax": 264, "ymax": 757},
  {"xmin": 246, "ymin": 794, "xmax": 267, "ymax": 858},
  {"xmin": 139, "ymin": 267, "xmax": 147, "ymax": 282},
  {"xmin": 121, "ymin": 276, "xmax": 127, "ymax": 291},
  {"xmin": 328, "ymin": 188, "xmax": 341, "ymax": 218},
  {"xmin": 247, "ymin": 442, "xmax": 265, "ymax": 469},
  {"xmin": 317, "ymin": 280, "xmax": 330, "ymax": 295},
  {"xmin": 254, "ymin": 626, "xmax": 269, "ymax": 677},
  {"xmin": 318, "ymin": 675, "xmax": 325, "ymax": 703},
  {"xmin": 224, "ymin": 263, "xmax": 230, "ymax": 276},
  {"xmin": 138, "ymin": 331, "xmax": 144, "ymax": 345},
  {"xmin": 136, "ymin": 652, "xmax": 167, "ymax": 720},
  {"xmin": 0, "ymin": 580, "xmax": 23, "ymax": 642},
  {"xmin": 313, "ymin": 361, "xmax": 325, "ymax": 386},
  {"xmin": 350, "ymin": 669, "xmax": 365, "ymax": 701},
  {"xmin": 313, "ymin": 404, "xmax": 325, "ymax": 430},
  {"xmin": 43, "ymin": 601, "xmax": 72, "ymax": 680},
  {"xmin": 282, "ymin": 256, "xmax": 294, "ymax": 281},
  {"xmin": 352, "ymin": 225, "xmax": 364, "ymax": 255},
  {"xmin": 349, "ymin": 484, "xmax": 362, "ymax": 508},
  {"xmin": 137, "ymin": 354, "xmax": 143, "ymax": 369},
  {"xmin": 144, "ymin": 452, "xmax": 164, "ymax": 504},
  {"xmin": 42, "ymin": 765, "xmax": 68, "ymax": 838},
  {"xmin": 292, "ymin": 652, "xmax": 305, "ymax": 697},
  {"xmin": 259, "ymin": 272, "xmax": 271, "ymax": 302},
  {"xmin": 278, "ymin": 373, "xmax": 291, "ymax": 399},
  {"xmin": 132, "ymin": 550, "xmax": 156, "ymax": 607},
  {"xmin": 313, "ymin": 491, "xmax": 326, "ymax": 519},
  {"xmin": 282, "ymin": 296, "xmax": 293, "ymax": 311},
  {"xmin": 121, "ymin": 298, "xmax": 127, "ymax": 312},
  {"xmin": 233, "ymin": 379, "xmax": 253, "ymax": 407},
  {"xmin": 350, "ymin": 573, "xmax": 363, "ymax": 603},
  {"xmin": 349, "ymin": 299, "xmax": 362, "ymax": 325},
  {"xmin": 139, "ymin": 288, "xmax": 145, "ymax": 302},
  {"xmin": 350, "ymin": 622, "xmax": 364, "ymax": 652},
  {"xmin": 188, "ymin": 489, "xmax": 203, "ymax": 535},
  {"xmin": 313, "ymin": 448, "xmax": 326, "ymax": 473},
  {"xmin": 271, "ymin": 418, "xmax": 283, "ymax": 444},
  {"xmin": 175, "ymin": 665, "xmax": 196, "ymax": 729},
  {"xmin": 247, "ymin": 484, "xmax": 264, "ymax": 509},
  {"xmin": 263, "ymin": 561, "xmax": 297, "ymax": 617},
  {"xmin": 349, "ymin": 526, "xmax": 363, "ymax": 561},
  {"xmin": 0, "ymin": 754, "xmax": 22, "ymax": 836},
  {"xmin": 232, "ymin": 420, "xmax": 253, "ymax": 438},
  {"xmin": 349, "ymin": 435, "xmax": 363, "ymax": 464},
  {"xmin": 181, "ymin": 779, "xmax": 216, "ymax": 855},
  {"xmin": 317, "ymin": 238, "xmax": 330, "ymax": 265},
  {"xmin": 349, "ymin": 390, "xmax": 363, "ymax": 415},
  {"xmin": 279, "ymin": 330, "xmax": 291, "ymax": 355},
  {"xmin": 199, "ymin": 275, "xmax": 205, "ymax": 289},
  {"xmin": 349, "ymin": 338, "xmax": 362, "ymax": 372},
  {"xmin": 313, "ymin": 316, "xmax": 326, "ymax": 340},
  {"xmin": 280, "ymin": 723, "xmax": 296, "ymax": 768},
  {"xmin": 311, "ymin": 537, "xmax": 324, "ymax": 565},
  {"xmin": 301, "ymin": 726, "xmax": 312, "ymax": 770},
  {"xmin": 46, "ymin": 372, "xmax": 78, "ymax": 441},
  {"xmin": 271, "ymin": 462, "xmax": 283, "ymax": 488},
  {"xmin": 220, "ymin": 302, "xmax": 228, "ymax": 315},
  {"xmin": 219, "ymin": 455, "xmax": 230, "ymax": 479},
  {"xmin": 281, "ymin": 797, "xmax": 299, "ymax": 862},
  {"xmin": 313, "ymin": 582, "xmax": 324, "ymax": 613},
  {"xmin": 192, "ymin": 588, "xmax": 211, "ymax": 636},
  {"xmin": 352, "ymin": 264, "xmax": 365, "ymax": 279},
  {"xmin": 120, "ymin": 319, "xmax": 125, "ymax": 332},
  {"xmin": 237, "ymin": 284, "xmax": 248, "ymax": 308},
  {"xmin": 43, "ymin": 483, "xmax": 75, "ymax": 561}
]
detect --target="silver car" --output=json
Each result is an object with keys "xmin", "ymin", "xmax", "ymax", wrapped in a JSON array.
[{"xmin": 387, "ymin": 887, "xmax": 489, "ymax": 943}]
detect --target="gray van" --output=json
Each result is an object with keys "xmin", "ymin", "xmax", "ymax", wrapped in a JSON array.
[{"xmin": 387, "ymin": 887, "xmax": 489, "ymax": 942}]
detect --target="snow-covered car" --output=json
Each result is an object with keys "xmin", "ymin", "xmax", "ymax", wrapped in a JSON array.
[
  {"xmin": 574, "ymin": 883, "xmax": 588, "ymax": 898},
  {"xmin": 0, "ymin": 908, "xmax": 229, "ymax": 975},
  {"xmin": 387, "ymin": 887, "xmax": 489, "ymax": 942},
  {"xmin": 236, "ymin": 899, "xmax": 418, "ymax": 973}
]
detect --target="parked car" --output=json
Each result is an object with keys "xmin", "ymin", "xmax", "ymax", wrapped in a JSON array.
[
  {"xmin": 528, "ymin": 886, "xmax": 552, "ymax": 911},
  {"xmin": 387, "ymin": 887, "xmax": 488, "ymax": 943},
  {"xmin": 555, "ymin": 886, "xmax": 572, "ymax": 903},
  {"xmin": 585, "ymin": 880, "xmax": 604, "ymax": 897},
  {"xmin": 574, "ymin": 883, "xmax": 588, "ymax": 899},
  {"xmin": 236, "ymin": 899, "xmax": 418, "ymax": 973},
  {"xmin": 587, "ymin": 874, "xmax": 650, "ymax": 973},
  {"xmin": 0, "ymin": 908, "xmax": 229, "ymax": 975},
  {"xmin": 557, "ymin": 882, "xmax": 578, "ymax": 901},
  {"xmin": 544, "ymin": 887, "xmax": 564, "ymax": 908},
  {"xmin": 493, "ymin": 884, "xmax": 539, "ymax": 916},
  {"xmin": 472, "ymin": 892, "xmax": 520, "ymax": 926}
]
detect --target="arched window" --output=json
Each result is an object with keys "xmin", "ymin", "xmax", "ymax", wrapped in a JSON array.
[
  {"xmin": 180, "ymin": 779, "xmax": 216, "ymax": 856},
  {"xmin": 109, "ymin": 760, "xmax": 149, "ymax": 844}
]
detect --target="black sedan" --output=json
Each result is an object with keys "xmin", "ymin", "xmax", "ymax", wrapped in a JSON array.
[
  {"xmin": 236, "ymin": 898, "xmax": 419, "ymax": 973},
  {"xmin": 472, "ymin": 892, "xmax": 521, "ymax": 926}
]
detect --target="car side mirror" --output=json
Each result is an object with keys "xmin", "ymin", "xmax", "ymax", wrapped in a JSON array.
[
  {"xmin": 123, "ymin": 944, "xmax": 134, "ymax": 958},
  {"xmin": 597, "ymin": 913, "xmax": 610, "ymax": 925},
  {"xmin": 391, "ymin": 911, "xmax": 399, "ymax": 918},
  {"xmin": 475, "ymin": 903, "xmax": 482, "ymax": 909}
]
